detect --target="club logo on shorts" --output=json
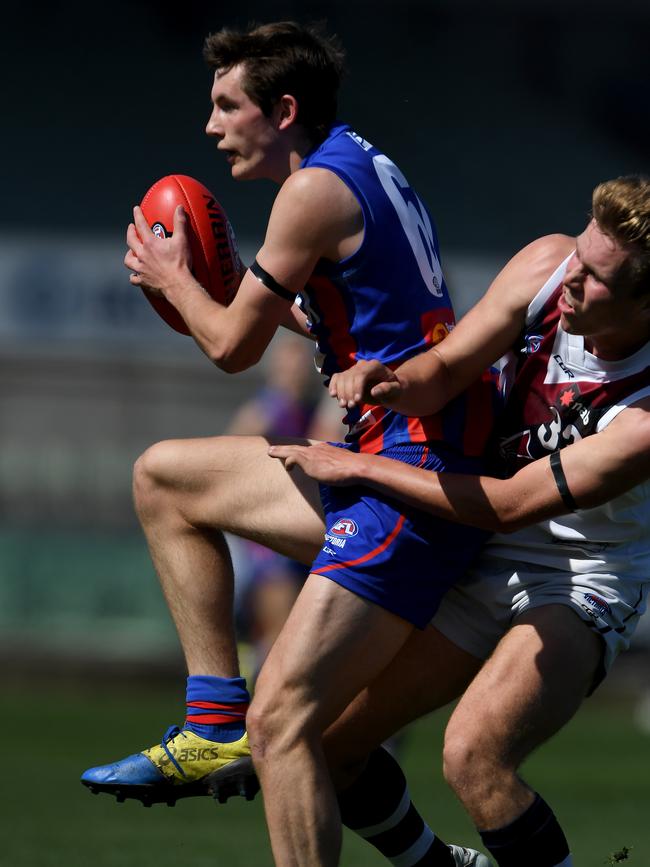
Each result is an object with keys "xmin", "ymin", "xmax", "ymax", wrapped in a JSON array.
[
  {"xmin": 330, "ymin": 518, "xmax": 359, "ymax": 537},
  {"xmin": 581, "ymin": 593, "xmax": 612, "ymax": 620},
  {"xmin": 152, "ymin": 222, "xmax": 169, "ymax": 239}
]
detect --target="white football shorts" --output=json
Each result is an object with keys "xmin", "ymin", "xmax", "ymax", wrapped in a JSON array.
[{"xmin": 432, "ymin": 552, "xmax": 649, "ymax": 677}]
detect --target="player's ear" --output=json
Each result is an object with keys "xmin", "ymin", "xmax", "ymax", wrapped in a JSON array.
[{"xmin": 275, "ymin": 94, "xmax": 299, "ymax": 130}]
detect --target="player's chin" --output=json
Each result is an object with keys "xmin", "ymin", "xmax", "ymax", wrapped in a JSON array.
[
  {"xmin": 231, "ymin": 160, "xmax": 263, "ymax": 182},
  {"xmin": 228, "ymin": 158, "xmax": 246, "ymax": 178},
  {"xmin": 559, "ymin": 311, "xmax": 580, "ymax": 334}
]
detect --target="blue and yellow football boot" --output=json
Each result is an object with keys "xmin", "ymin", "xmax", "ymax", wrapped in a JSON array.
[{"xmin": 81, "ymin": 725, "xmax": 258, "ymax": 807}]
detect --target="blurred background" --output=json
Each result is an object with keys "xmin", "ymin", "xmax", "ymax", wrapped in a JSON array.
[{"xmin": 2, "ymin": 0, "xmax": 650, "ymax": 863}]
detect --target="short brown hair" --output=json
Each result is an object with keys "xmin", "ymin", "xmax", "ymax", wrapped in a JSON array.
[
  {"xmin": 203, "ymin": 21, "xmax": 345, "ymax": 145},
  {"xmin": 592, "ymin": 175, "xmax": 650, "ymax": 295}
]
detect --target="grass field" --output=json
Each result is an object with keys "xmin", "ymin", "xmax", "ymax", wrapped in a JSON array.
[{"xmin": 4, "ymin": 677, "xmax": 648, "ymax": 866}]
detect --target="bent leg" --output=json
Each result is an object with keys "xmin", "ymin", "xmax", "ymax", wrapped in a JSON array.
[
  {"xmin": 81, "ymin": 436, "xmax": 325, "ymax": 803},
  {"xmin": 133, "ymin": 435, "xmax": 325, "ymax": 676},
  {"xmin": 324, "ymin": 624, "xmax": 483, "ymax": 788},
  {"xmin": 443, "ymin": 604, "xmax": 602, "ymax": 862},
  {"xmin": 326, "ymin": 628, "xmax": 487, "ymax": 867},
  {"xmin": 248, "ymin": 574, "xmax": 415, "ymax": 867}
]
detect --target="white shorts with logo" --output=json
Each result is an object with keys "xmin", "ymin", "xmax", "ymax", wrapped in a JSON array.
[{"xmin": 432, "ymin": 552, "xmax": 649, "ymax": 676}]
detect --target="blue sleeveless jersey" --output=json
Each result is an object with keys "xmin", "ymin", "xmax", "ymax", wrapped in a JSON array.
[{"xmin": 300, "ymin": 123, "xmax": 493, "ymax": 456}]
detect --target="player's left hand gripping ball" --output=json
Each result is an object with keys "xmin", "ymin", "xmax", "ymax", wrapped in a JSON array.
[{"xmin": 139, "ymin": 174, "xmax": 243, "ymax": 334}]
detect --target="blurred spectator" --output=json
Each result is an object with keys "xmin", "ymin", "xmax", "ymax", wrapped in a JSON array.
[{"xmin": 227, "ymin": 334, "xmax": 321, "ymax": 439}]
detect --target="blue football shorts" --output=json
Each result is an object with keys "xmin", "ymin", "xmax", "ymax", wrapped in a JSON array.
[{"xmin": 310, "ymin": 442, "xmax": 490, "ymax": 628}]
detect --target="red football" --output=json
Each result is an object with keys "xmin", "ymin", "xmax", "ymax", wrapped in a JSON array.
[{"xmin": 139, "ymin": 174, "xmax": 243, "ymax": 335}]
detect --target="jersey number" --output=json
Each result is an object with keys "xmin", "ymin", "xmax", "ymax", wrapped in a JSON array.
[{"xmin": 373, "ymin": 155, "xmax": 443, "ymax": 297}]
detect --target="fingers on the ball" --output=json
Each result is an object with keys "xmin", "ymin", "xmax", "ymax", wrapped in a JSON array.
[
  {"xmin": 173, "ymin": 205, "xmax": 187, "ymax": 229},
  {"xmin": 132, "ymin": 206, "xmax": 150, "ymax": 234}
]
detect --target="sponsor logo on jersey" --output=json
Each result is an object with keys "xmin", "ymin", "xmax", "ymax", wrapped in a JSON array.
[
  {"xmin": 558, "ymin": 386, "xmax": 576, "ymax": 408},
  {"xmin": 347, "ymin": 130, "xmax": 373, "ymax": 151},
  {"xmin": 430, "ymin": 322, "xmax": 450, "ymax": 346},
  {"xmin": 522, "ymin": 334, "xmax": 543, "ymax": 354},
  {"xmin": 151, "ymin": 222, "xmax": 169, "ymax": 239},
  {"xmin": 581, "ymin": 593, "xmax": 612, "ymax": 619},
  {"xmin": 556, "ymin": 385, "xmax": 591, "ymax": 425},
  {"xmin": 553, "ymin": 353, "xmax": 575, "ymax": 379}
]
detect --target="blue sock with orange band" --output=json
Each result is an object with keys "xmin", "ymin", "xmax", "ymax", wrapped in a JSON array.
[{"xmin": 184, "ymin": 675, "xmax": 249, "ymax": 743}]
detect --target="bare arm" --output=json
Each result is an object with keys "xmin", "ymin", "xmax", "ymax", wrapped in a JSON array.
[
  {"xmin": 278, "ymin": 302, "xmax": 315, "ymax": 339},
  {"xmin": 125, "ymin": 168, "xmax": 359, "ymax": 371},
  {"xmin": 328, "ymin": 234, "xmax": 575, "ymax": 413},
  {"xmin": 269, "ymin": 398, "xmax": 650, "ymax": 532}
]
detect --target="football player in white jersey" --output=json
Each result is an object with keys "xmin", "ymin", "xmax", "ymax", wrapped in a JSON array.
[{"xmin": 270, "ymin": 175, "xmax": 650, "ymax": 867}]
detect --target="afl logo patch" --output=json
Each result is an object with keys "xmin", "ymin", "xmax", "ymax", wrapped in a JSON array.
[
  {"xmin": 330, "ymin": 518, "xmax": 359, "ymax": 537},
  {"xmin": 152, "ymin": 222, "xmax": 169, "ymax": 239},
  {"xmin": 522, "ymin": 334, "xmax": 543, "ymax": 354}
]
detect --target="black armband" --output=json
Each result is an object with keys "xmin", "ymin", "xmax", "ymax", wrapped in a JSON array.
[
  {"xmin": 549, "ymin": 450, "xmax": 578, "ymax": 511},
  {"xmin": 250, "ymin": 259, "xmax": 296, "ymax": 303}
]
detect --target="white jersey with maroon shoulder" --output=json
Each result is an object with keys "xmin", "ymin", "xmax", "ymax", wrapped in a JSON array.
[{"xmin": 487, "ymin": 253, "xmax": 650, "ymax": 575}]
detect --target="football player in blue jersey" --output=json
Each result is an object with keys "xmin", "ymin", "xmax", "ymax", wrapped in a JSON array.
[{"xmin": 81, "ymin": 20, "xmax": 491, "ymax": 867}]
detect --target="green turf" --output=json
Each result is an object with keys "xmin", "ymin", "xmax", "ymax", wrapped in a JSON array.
[{"xmin": 4, "ymin": 681, "xmax": 647, "ymax": 865}]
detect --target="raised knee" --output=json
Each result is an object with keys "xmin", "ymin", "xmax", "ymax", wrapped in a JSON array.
[{"xmin": 132, "ymin": 440, "xmax": 179, "ymax": 519}]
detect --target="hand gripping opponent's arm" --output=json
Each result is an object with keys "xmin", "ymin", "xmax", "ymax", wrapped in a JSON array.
[
  {"xmin": 269, "ymin": 397, "xmax": 650, "ymax": 533},
  {"xmin": 328, "ymin": 234, "xmax": 575, "ymax": 415}
]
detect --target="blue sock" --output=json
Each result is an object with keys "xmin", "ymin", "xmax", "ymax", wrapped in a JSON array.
[
  {"xmin": 479, "ymin": 793, "xmax": 572, "ymax": 867},
  {"xmin": 184, "ymin": 675, "xmax": 249, "ymax": 743}
]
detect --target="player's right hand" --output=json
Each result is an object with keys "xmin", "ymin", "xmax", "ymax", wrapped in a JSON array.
[{"xmin": 329, "ymin": 359, "xmax": 402, "ymax": 409}]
